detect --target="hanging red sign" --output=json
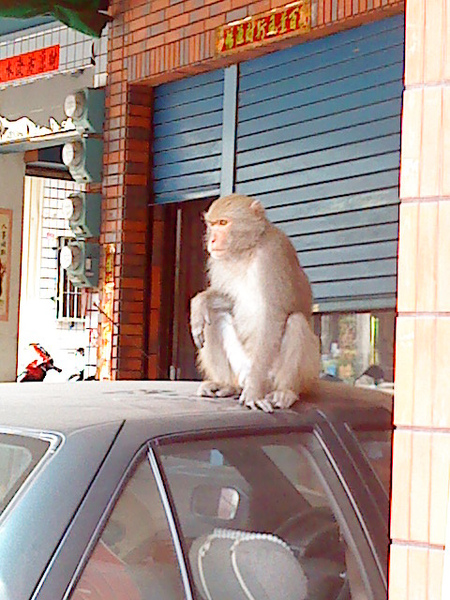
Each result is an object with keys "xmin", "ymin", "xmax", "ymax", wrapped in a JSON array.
[
  {"xmin": 0, "ymin": 45, "xmax": 60, "ymax": 84},
  {"xmin": 216, "ymin": 1, "xmax": 311, "ymax": 55}
]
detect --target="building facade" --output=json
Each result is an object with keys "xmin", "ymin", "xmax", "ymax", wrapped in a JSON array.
[
  {"xmin": 0, "ymin": 0, "xmax": 448, "ymax": 597},
  {"xmin": 100, "ymin": 0, "xmax": 449, "ymax": 598},
  {"xmin": 102, "ymin": 0, "xmax": 404, "ymax": 383},
  {"xmin": 0, "ymin": 16, "xmax": 108, "ymax": 381}
]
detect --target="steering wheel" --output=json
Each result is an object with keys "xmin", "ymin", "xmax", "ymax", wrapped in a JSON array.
[{"xmin": 274, "ymin": 507, "xmax": 350, "ymax": 600}]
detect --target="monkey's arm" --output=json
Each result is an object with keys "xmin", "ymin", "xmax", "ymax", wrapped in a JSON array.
[{"xmin": 190, "ymin": 290, "xmax": 233, "ymax": 349}]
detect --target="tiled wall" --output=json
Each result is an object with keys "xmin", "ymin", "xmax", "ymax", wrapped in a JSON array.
[
  {"xmin": 40, "ymin": 180, "xmax": 98, "ymax": 377},
  {"xmin": 391, "ymin": 0, "xmax": 450, "ymax": 597},
  {"xmin": 17, "ymin": 178, "xmax": 98, "ymax": 380},
  {"xmin": 40, "ymin": 179, "xmax": 80, "ymax": 306},
  {"xmin": 0, "ymin": 20, "xmax": 108, "ymax": 89}
]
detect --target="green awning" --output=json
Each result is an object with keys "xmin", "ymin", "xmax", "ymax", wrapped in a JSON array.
[{"xmin": 0, "ymin": 1, "xmax": 111, "ymax": 38}]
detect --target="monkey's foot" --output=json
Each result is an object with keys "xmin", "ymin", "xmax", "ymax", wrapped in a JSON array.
[
  {"xmin": 238, "ymin": 389, "xmax": 274, "ymax": 414},
  {"xmin": 265, "ymin": 390, "xmax": 298, "ymax": 410},
  {"xmin": 197, "ymin": 381, "xmax": 241, "ymax": 398}
]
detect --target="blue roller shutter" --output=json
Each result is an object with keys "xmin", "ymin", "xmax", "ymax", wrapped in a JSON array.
[
  {"xmin": 236, "ymin": 16, "xmax": 404, "ymax": 311},
  {"xmin": 153, "ymin": 70, "xmax": 224, "ymax": 204}
]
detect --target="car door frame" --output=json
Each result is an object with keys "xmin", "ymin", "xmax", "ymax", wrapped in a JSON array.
[{"xmin": 32, "ymin": 409, "xmax": 390, "ymax": 600}]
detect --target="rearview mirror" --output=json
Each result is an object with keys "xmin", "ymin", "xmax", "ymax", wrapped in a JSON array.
[{"xmin": 192, "ymin": 485, "xmax": 240, "ymax": 520}]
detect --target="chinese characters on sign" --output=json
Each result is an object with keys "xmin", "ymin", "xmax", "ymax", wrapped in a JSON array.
[
  {"xmin": 216, "ymin": 1, "xmax": 311, "ymax": 55},
  {"xmin": 0, "ymin": 209, "xmax": 12, "ymax": 322},
  {"xmin": 0, "ymin": 45, "xmax": 60, "ymax": 85}
]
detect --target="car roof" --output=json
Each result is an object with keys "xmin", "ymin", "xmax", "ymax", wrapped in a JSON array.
[{"xmin": 0, "ymin": 379, "xmax": 392, "ymax": 435}]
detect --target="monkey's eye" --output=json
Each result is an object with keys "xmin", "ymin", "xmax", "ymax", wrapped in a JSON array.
[{"xmin": 218, "ymin": 219, "xmax": 228, "ymax": 226}]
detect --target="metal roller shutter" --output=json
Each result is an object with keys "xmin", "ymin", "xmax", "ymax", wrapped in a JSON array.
[
  {"xmin": 236, "ymin": 16, "xmax": 404, "ymax": 311},
  {"xmin": 153, "ymin": 69, "xmax": 224, "ymax": 204}
]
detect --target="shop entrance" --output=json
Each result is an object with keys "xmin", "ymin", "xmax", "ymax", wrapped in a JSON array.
[{"xmin": 159, "ymin": 197, "xmax": 211, "ymax": 381}]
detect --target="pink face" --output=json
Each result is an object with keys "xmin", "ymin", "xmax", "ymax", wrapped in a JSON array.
[{"xmin": 206, "ymin": 218, "xmax": 231, "ymax": 259}]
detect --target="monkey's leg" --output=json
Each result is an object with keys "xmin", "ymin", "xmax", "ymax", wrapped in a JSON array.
[
  {"xmin": 196, "ymin": 312, "xmax": 244, "ymax": 398},
  {"xmin": 267, "ymin": 313, "xmax": 320, "ymax": 409}
]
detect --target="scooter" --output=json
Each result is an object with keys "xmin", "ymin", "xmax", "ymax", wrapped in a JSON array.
[{"xmin": 17, "ymin": 343, "xmax": 63, "ymax": 382}]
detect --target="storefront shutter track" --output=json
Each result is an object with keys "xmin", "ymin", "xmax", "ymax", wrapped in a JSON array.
[
  {"xmin": 236, "ymin": 16, "xmax": 404, "ymax": 311},
  {"xmin": 153, "ymin": 70, "xmax": 224, "ymax": 204}
]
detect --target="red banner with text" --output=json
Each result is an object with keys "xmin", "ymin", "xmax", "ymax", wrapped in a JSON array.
[{"xmin": 0, "ymin": 45, "xmax": 60, "ymax": 84}]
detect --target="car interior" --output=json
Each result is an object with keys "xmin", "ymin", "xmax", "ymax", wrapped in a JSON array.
[{"xmin": 71, "ymin": 431, "xmax": 381, "ymax": 600}]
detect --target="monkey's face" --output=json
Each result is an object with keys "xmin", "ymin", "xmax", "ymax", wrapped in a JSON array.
[
  {"xmin": 206, "ymin": 218, "xmax": 232, "ymax": 260},
  {"xmin": 204, "ymin": 195, "xmax": 268, "ymax": 260}
]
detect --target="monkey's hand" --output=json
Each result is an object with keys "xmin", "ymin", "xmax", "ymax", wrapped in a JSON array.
[
  {"xmin": 190, "ymin": 292, "xmax": 211, "ymax": 349},
  {"xmin": 239, "ymin": 385, "xmax": 274, "ymax": 414},
  {"xmin": 265, "ymin": 390, "xmax": 298, "ymax": 410}
]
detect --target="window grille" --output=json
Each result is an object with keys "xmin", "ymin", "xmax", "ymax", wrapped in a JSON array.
[{"xmin": 56, "ymin": 236, "xmax": 84, "ymax": 322}]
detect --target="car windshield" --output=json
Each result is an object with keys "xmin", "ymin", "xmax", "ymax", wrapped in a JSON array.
[
  {"xmin": 0, "ymin": 432, "xmax": 52, "ymax": 516},
  {"xmin": 157, "ymin": 431, "xmax": 389, "ymax": 600}
]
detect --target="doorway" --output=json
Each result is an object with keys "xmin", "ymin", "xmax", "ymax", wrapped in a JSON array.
[{"xmin": 159, "ymin": 197, "xmax": 211, "ymax": 381}]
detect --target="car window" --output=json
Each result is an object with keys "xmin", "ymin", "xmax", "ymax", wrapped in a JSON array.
[
  {"xmin": 158, "ymin": 433, "xmax": 378, "ymax": 600},
  {"xmin": 352, "ymin": 429, "xmax": 392, "ymax": 493},
  {"xmin": 70, "ymin": 457, "xmax": 186, "ymax": 600},
  {"xmin": 0, "ymin": 432, "xmax": 51, "ymax": 516}
]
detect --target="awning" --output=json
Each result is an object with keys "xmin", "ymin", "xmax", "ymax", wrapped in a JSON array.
[{"xmin": 0, "ymin": 1, "xmax": 111, "ymax": 38}]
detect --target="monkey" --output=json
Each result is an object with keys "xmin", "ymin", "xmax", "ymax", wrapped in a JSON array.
[{"xmin": 190, "ymin": 194, "xmax": 321, "ymax": 413}]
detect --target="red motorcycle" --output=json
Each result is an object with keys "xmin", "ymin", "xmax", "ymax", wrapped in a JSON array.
[{"xmin": 17, "ymin": 343, "xmax": 62, "ymax": 382}]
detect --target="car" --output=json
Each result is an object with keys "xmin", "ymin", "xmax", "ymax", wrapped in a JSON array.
[{"xmin": 0, "ymin": 379, "xmax": 392, "ymax": 600}]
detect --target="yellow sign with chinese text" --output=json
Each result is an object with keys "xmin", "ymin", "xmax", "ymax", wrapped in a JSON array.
[{"xmin": 216, "ymin": 1, "xmax": 311, "ymax": 55}]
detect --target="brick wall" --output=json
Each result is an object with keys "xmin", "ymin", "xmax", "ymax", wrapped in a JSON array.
[
  {"xmin": 390, "ymin": 0, "xmax": 450, "ymax": 597},
  {"xmin": 101, "ymin": 81, "xmax": 152, "ymax": 379},
  {"xmin": 111, "ymin": 0, "xmax": 404, "ymax": 85}
]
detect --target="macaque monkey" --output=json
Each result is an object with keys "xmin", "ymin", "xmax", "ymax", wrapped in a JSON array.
[{"xmin": 190, "ymin": 194, "xmax": 320, "ymax": 412}]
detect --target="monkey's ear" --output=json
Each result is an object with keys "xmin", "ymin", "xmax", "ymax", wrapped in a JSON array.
[{"xmin": 250, "ymin": 200, "xmax": 265, "ymax": 215}]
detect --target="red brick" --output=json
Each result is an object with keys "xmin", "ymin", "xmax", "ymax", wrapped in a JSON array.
[
  {"xmin": 145, "ymin": 32, "xmax": 166, "ymax": 49},
  {"xmin": 147, "ymin": 355, "xmax": 158, "ymax": 379},
  {"xmin": 150, "ymin": 21, "xmax": 169, "ymax": 36},
  {"xmin": 189, "ymin": 6, "xmax": 210, "ymax": 23},
  {"xmin": 128, "ymin": 4, "xmax": 151, "ymax": 21},
  {"xmin": 170, "ymin": 13, "xmax": 190, "ymax": 29},
  {"xmin": 166, "ymin": 3, "xmax": 185, "ymax": 19},
  {"xmin": 249, "ymin": 1, "xmax": 271, "ymax": 16},
  {"xmin": 205, "ymin": 14, "xmax": 226, "ymax": 30},
  {"xmin": 317, "ymin": 0, "xmax": 324, "ymax": 25},
  {"xmin": 126, "ymin": 115, "xmax": 151, "ymax": 128},
  {"xmin": 128, "ymin": 15, "xmax": 148, "ymax": 32},
  {"xmin": 185, "ymin": 0, "xmax": 207, "ymax": 11},
  {"xmin": 131, "ymin": 27, "xmax": 148, "ymax": 43},
  {"xmin": 324, "ymin": 0, "xmax": 332, "ymax": 23},
  {"xmin": 143, "ymin": 9, "xmax": 166, "ymax": 26},
  {"xmin": 120, "ymin": 288, "xmax": 145, "ymax": 302},
  {"xmin": 150, "ymin": 266, "xmax": 162, "ymax": 309},
  {"xmin": 152, "ymin": 0, "xmax": 170, "ymax": 11},
  {"xmin": 230, "ymin": 0, "xmax": 249, "ymax": 9},
  {"xmin": 226, "ymin": 7, "xmax": 248, "ymax": 21},
  {"xmin": 210, "ymin": 1, "xmax": 230, "ymax": 16},
  {"xmin": 184, "ymin": 20, "xmax": 205, "ymax": 36},
  {"xmin": 129, "ymin": 104, "xmax": 151, "ymax": 117},
  {"xmin": 165, "ymin": 27, "xmax": 186, "ymax": 43},
  {"xmin": 121, "ymin": 277, "xmax": 145, "ymax": 289}
]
